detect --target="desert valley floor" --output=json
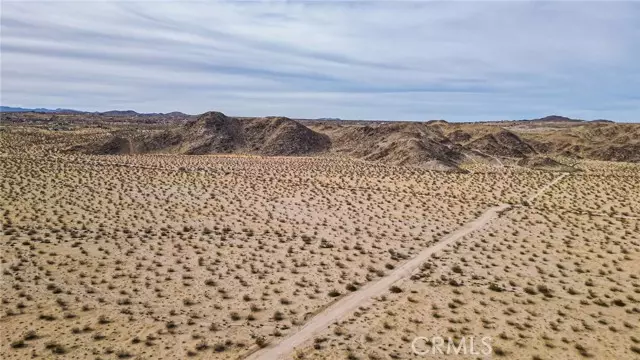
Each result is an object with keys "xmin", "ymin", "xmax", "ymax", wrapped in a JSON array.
[{"xmin": 1, "ymin": 137, "xmax": 640, "ymax": 359}]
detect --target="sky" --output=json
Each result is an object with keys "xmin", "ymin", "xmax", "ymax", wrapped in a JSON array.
[{"xmin": 1, "ymin": 1, "xmax": 639, "ymax": 122}]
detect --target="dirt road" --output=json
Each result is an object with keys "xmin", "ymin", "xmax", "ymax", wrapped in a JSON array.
[
  {"xmin": 246, "ymin": 173, "xmax": 568, "ymax": 360},
  {"xmin": 526, "ymin": 173, "xmax": 568, "ymax": 203},
  {"xmin": 245, "ymin": 203, "xmax": 510, "ymax": 360}
]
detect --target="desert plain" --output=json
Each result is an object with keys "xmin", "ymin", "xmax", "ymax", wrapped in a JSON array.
[{"xmin": 1, "ymin": 115, "xmax": 639, "ymax": 360}]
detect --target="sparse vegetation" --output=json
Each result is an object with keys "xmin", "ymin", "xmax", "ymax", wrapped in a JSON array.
[{"xmin": 1, "ymin": 122, "xmax": 638, "ymax": 360}]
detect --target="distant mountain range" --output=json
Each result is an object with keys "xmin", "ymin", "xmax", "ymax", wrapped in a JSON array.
[
  {"xmin": 1, "ymin": 106, "xmax": 85, "ymax": 114},
  {"xmin": 0, "ymin": 106, "xmax": 189, "ymax": 117},
  {"xmin": 2, "ymin": 107, "xmax": 618, "ymax": 124}
]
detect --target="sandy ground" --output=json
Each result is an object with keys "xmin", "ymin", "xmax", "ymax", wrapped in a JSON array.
[
  {"xmin": 1, "ymin": 144, "xmax": 638, "ymax": 360},
  {"xmin": 289, "ymin": 164, "xmax": 640, "ymax": 360},
  {"xmin": 249, "ymin": 172, "xmax": 569, "ymax": 360},
  {"xmin": 247, "ymin": 203, "xmax": 511, "ymax": 360}
]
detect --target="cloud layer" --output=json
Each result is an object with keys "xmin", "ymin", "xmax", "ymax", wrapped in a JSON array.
[{"xmin": 2, "ymin": 1, "xmax": 639, "ymax": 121}]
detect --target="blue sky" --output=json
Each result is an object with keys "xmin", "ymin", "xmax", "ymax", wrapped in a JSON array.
[{"xmin": 1, "ymin": 1, "xmax": 639, "ymax": 122}]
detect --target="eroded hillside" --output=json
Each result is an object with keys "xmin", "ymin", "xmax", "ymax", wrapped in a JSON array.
[{"xmin": 2, "ymin": 111, "xmax": 639, "ymax": 171}]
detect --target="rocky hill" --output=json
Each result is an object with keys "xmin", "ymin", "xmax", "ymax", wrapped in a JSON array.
[
  {"xmin": 8, "ymin": 110, "xmax": 636, "ymax": 171},
  {"xmin": 75, "ymin": 111, "xmax": 330, "ymax": 156},
  {"xmin": 308, "ymin": 118, "xmax": 640, "ymax": 170},
  {"xmin": 316, "ymin": 122, "xmax": 464, "ymax": 170}
]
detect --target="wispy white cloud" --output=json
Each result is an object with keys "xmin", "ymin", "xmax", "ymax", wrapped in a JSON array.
[{"xmin": 1, "ymin": 1, "xmax": 639, "ymax": 121}]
